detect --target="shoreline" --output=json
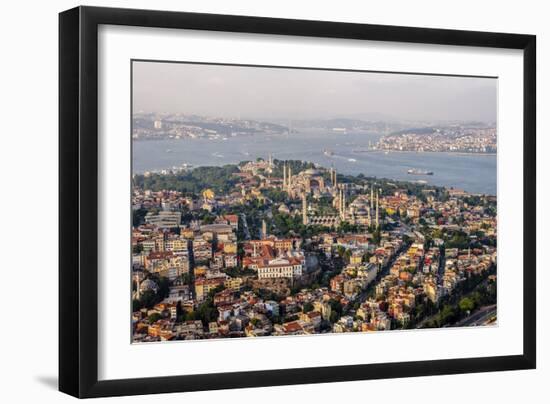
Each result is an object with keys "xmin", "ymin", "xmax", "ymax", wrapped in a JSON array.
[
  {"xmin": 352, "ymin": 149, "xmax": 496, "ymax": 156},
  {"xmin": 133, "ymin": 161, "xmax": 497, "ymax": 198}
]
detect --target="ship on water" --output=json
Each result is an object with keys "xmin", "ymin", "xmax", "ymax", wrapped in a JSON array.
[
  {"xmin": 323, "ymin": 149, "xmax": 334, "ymax": 156},
  {"xmin": 407, "ymin": 168, "xmax": 434, "ymax": 175}
]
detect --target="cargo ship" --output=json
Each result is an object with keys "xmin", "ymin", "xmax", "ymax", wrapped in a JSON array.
[{"xmin": 407, "ymin": 168, "xmax": 434, "ymax": 175}]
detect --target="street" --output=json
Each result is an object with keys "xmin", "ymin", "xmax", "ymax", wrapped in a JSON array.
[{"xmin": 453, "ymin": 304, "xmax": 497, "ymax": 327}]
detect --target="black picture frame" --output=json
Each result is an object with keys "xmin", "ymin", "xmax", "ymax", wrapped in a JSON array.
[{"xmin": 59, "ymin": 6, "xmax": 536, "ymax": 398}]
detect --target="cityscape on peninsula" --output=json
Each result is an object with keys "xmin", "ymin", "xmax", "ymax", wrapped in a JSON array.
[
  {"xmin": 131, "ymin": 61, "xmax": 497, "ymax": 343},
  {"xmin": 131, "ymin": 153, "xmax": 497, "ymax": 342}
]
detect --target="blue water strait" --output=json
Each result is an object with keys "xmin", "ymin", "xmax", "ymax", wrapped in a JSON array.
[{"xmin": 133, "ymin": 131, "xmax": 497, "ymax": 195}]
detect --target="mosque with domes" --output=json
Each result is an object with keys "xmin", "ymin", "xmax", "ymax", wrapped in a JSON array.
[{"xmin": 279, "ymin": 160, "xmax": 380, "ymax": 228}]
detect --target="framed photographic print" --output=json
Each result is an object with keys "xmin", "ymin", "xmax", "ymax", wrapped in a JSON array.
[{"xmin": 59, "ymin": 6, "xmax": 536, "ymax": 398}]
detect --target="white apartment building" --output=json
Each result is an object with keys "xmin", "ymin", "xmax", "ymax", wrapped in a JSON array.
[{"xmin": 257, "ymin": 257, "xmax": 303, "ymax": 279}]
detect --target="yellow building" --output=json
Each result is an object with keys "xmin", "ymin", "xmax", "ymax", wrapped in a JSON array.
[
  {"xmin": 194, "ymin": 266, "xmax": 208, "ymax": 277},
  {"xmin": 181, "ymin": 228, "xmax": 195, "ymax": 239},
  {"xmin": 350, "ymin": 252, "xmax": 363, "ymax": 265},
  {"xmin": 223, "ymin": 242, "xmax": 237, "ymax": 254},
  {"xmin": 165, "ymin": 239, "xmax": 187, "ymax": 253},
  {"xmin": 195, "ymin": 277, "xmax": 226, "ymax": 301},
  {"xmin": 202, "ymin": 189, "xmax": 215, "ymax": 200},
  {"xmin": 224, "ymin": 277, "xmax": 243, "ymax": 291}
]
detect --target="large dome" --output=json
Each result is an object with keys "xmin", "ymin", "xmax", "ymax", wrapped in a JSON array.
[
  {"xmin": 351, "ymin": 200, "xmax": 367, "ymax": 208},
  {"xmin": 303, "ymin": 168, "xmax": 321, "ymax": 176},
  {"xmin": 139, "ymin": 279, "xmax": 159, "ymax": 293}
]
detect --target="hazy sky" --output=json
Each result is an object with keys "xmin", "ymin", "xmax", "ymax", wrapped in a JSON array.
[{"xmin": 132, "ymin": 61, "xmax": 497, "ymax": 122}]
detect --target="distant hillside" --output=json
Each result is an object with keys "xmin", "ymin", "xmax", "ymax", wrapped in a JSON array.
[{"xmin": 390, "ymin": 127, "xmax": 437, "ymax": 136}]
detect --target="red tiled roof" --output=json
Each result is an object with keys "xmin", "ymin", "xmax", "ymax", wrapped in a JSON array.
[{"xmin": 283, "ymin": 321, "xmax": 302, "ymax": 333}]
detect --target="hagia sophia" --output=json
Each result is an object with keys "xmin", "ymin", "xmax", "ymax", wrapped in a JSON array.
[{"xmin": 278, "ymin": 158, "xmax": 381, "ymax": 228}]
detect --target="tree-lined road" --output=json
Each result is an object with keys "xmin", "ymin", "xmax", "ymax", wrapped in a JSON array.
[{"xmin": 453, "ymin": 304, "xmax": 497, "ymax": 327}]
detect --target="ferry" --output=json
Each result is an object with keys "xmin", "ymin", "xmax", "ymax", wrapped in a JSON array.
[
  {"xmin": 323, "ymin": 149, "xmax": 334, "ymax": 157},
  {"xmin": 348, "ymin": 158, "xmax": 357, "ymax": 162},
  {"xmin": 407, "ymin": 168, "xmax": 434, "ymax": 175}
]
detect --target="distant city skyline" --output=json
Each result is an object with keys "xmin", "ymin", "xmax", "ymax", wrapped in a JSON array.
[{"xmin": 132, "ymin": 61, "xmax": 497, "ymax": 122}]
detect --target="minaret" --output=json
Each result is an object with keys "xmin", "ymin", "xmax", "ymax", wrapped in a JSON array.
[
  {"xmin": 375, "ymin": 190, "xmax": 380, "ymax": 227},
  {"xmin": 370, "ymin": 186, "xmax": 374, "ymax": 210},
  {"xmin": 334, "ymin": 169, "xmax": 337, "ymax": 189},
  {"xmin": 261, "ymin": 219, "xmax": 267, "ymax": 240},
  {"xmin": 302, "ymin": 193, "xmax": 308, "ymax": 225},
  {"xmin": 288, "ymin": 166, "xmax": 292, "ymax": 192},
  {"xmin": 339, "ymin": 189, "xmax": 346, "ymax": 219},
  {"xmin": 342, "ymin": 190, "xmax": 346, "ymax": 219},
  {"xmin": 283, "ymin": 162, "xmax": 287, "ymax": 189},
  {"xmin": 339, "ymin": 189, "xmax": 343, "ymax": 217},
  {"xmin": 134, "ymin": 274, "xmax": 141, "ymax": 300},
  {"xmin": 367, "ymin": 202, "xmax": 371, "ymax": 225}
]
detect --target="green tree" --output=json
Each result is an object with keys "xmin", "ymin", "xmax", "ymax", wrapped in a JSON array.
[
  {"xmin": 459, "ymin": 297, "xmax": 476, "ymax": 313},
  {"xmin": 132, "ymin": 208, "xmax": 148, "ymax": 227},
  {"xmin": 438, "ymin": 304, "xmax": 457, "ymax": 325},
  {"xmin": 180, "ymin": 273, "xmax": 191, "ymax": 285},
  {"xmin": 138, "ymin": 290, "xmax": 157, "ymax": 309},
  {"xmin": 372, "ymin": 227, "xmax": 382, "ymax": 244},
  {"xmin": 303, "ymin": 302, "xmax": 314, "ymax": 313},
  {"xmin": 148, "ymin": 312, "xmax": 162, "ymax": 323},
  {"xmin": 328, "ymin": 299, "xmax": 343, "ymax": 316},
  {"xmin": 343, "ymin": 249, "xmax": 352, "ymax": 263},
  {"xmin": 329, "ymin": 311, "xmax": 339, "ymax": 323},
  {"xmin": 185, "ymin": 311, "xmax": 198, "ymax": 321}
]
